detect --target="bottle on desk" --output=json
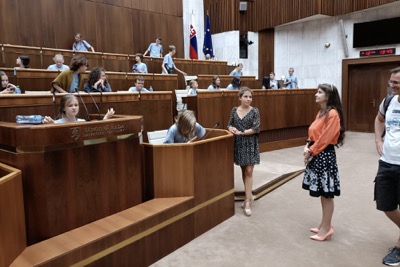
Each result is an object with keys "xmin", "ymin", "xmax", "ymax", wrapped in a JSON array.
[
  {"xmin": 15, "ymin": 86, "xmax": 21, "ymax": 94},
  {"xmin": 149, "ymin": 86, "xmax": 153, "ymax": 92},
  {"xmin": 16, "ymin": 115, "xmax": 44, "ymax": 124}
]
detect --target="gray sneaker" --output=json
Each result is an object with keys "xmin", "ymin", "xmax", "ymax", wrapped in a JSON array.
[{"xmin": 383, "ymin": 247, "xmax": 400, "ymax": 266}]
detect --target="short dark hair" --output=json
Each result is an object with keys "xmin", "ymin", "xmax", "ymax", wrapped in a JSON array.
[
  {"xmin": 391, "ymin": 66, "xmax": 400, "ymax": 74},
  {"xmin": 136, "ymin": 76, "xmax": 145, "ymax": 82},
  {"xmin": 19, "ymin": 55, "xmax": 30, "ymax": 68},
  {"xmin": 70, "ymin": 55, "xmax": 88, "ymax": 71}
]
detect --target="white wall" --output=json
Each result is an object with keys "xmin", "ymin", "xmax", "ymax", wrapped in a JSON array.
[
  {"xmin": 274, "ymin": 2, "xmax": 400, "ymax": 93},
  {"xmin": 182, "ymin": 0, "xmax": 259, "ymax": 78}
]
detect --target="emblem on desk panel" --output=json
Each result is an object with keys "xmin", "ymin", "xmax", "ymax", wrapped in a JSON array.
[{"xmin": 70, "ymin": 127, "xmax": 80, "ymax": 141}]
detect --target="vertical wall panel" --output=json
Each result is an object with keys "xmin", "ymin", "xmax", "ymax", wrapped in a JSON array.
[
  {"xmin": 0, "ymin": 1, "xmax": 20, "ymax": 45},
  {"xmin": 258, "ymin": 29, "xmax": 274, "ymax": 81},
  {"xmin": 18, "ymin": 0, "xmax": 43, "ymax": 46}
]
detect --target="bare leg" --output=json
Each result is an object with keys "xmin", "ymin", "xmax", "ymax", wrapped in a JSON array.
[
  {"xmin": 385, "ymin": 210, "xmax": 400, "ymax": 247},
  {"xmin": 241, "ymin": 165, "xmax": 254, "ymax": 209},
  {"xmin": 317, "ymin": 197, "xmax": 334, "ymax": 236}
]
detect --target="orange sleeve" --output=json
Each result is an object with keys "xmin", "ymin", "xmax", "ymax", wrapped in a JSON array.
[{"xmin": 308, "ymin": 110, "xmax": 340, "ymax": 156}]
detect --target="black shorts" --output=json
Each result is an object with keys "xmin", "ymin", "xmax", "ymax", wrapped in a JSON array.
[{"xmin": 374, "ymin": 160, "xmax": 400, "ymax": 211}]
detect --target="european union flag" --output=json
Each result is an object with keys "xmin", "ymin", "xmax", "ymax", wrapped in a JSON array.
[{"xmin": 203, "ymin": 13, "xmax": 214, "ymax": 58}]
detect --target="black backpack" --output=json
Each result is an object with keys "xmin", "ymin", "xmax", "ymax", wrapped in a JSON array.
[
  {"xmin": 381, "ymin": 94, "xmax": 395, "ymax": 137},
  {"xmin": 382, "ymin": 94, "xmax": 395, "ymax": 118}
]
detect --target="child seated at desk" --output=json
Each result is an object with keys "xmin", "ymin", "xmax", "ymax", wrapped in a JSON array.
[
  {"xmin": 164, "ymin": 110, "xmax": 205, "ymax": 143},
  {"xmin": 42, "ymin": 94, "xmax": 114, "ymax": 123}
]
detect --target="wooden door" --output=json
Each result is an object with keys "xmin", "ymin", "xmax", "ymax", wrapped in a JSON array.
[{"xmin": 347, "ymin": 63, "xmax": 396, "ymax": 132}]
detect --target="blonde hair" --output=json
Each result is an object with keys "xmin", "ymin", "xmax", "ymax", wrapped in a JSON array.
[
  {"xmin": 189, "ymin": 80, "xmax": 197, "ymax": 88},
  {"xmin": 176, "ymin": 110, "xmax": 197, "ymax": 139}
]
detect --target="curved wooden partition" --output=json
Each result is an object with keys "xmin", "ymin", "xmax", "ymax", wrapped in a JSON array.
[
  {"xmin": 0, "ymin": 163, "xmax": 26, "ymax": 267},
  {"xmin": 143, "ymin": 129, "xmax": 234, "ymax": 236}
]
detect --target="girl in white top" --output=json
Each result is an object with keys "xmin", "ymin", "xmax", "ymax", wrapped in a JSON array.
[{"xmin": 42, "ymin": 94, "xmax": 114, "ymax": 123}]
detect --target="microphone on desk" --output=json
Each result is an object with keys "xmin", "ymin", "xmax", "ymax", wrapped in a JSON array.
[
  {"xmin": 75, "ymin": 88, "xmax": 91, "ymax": 121},
  {"xmin": 199, "ymin": 122, "xmax": 220, "ymax": 141},
  {"xmin": 86, "ymin": 89, "xmax": 102, "ymax": 120},
  {"xmin": 52, "ymin": 90, "xmax": 57, "ymax": 118}
]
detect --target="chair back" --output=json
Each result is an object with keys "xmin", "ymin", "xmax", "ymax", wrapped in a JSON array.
[{"xmin": 147, "ymin": 129, "xmax": 168, "ymax": 144}]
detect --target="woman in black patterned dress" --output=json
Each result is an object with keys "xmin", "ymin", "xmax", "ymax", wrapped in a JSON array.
[{"xmin": 227, "ymin": 87, "xmax": 260, "ymax": 216}]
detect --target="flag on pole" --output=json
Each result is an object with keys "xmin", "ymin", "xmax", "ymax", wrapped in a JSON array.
[
  {"xmin": 203, "ymin": 12, "xmax": 214, "ymax": 58},
  {"xmin": 190, "ymin": 13, "xmax": 199, "ymax": 59}
]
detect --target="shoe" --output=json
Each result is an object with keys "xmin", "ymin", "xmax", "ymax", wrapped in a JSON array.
[
  {"xmin": 383, "ymin": 247, "xmax": 400, "ymax": 266},
  {"xmin": 241, "ymin": 195, "xmax": 254, "ymax": 209},
  {"xmin": 310, "ymin": 227, "xmax": 334, "ymax": 241},
  {"xmin": 243, "ymin": 200, "xmax": 252, "ymax": 217},
  {"xmin": 310, "ymin": 225, "xmax": 333, "ymax": 234}
]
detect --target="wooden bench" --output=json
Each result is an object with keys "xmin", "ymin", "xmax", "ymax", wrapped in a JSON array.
[{"xmin": 11, "ymin": 197, "xmax": 194, "ymax": 267}]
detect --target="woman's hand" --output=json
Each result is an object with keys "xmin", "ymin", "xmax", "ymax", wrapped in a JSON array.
[
  {"xmin": 103, "ymin": 108, "xmax": 115, "ymax": 120},
  {"xmin": 42, "ymin": 116, "xmax": 55, "ymax": 124},
  {"xmin": 228, "ymin": 126, "xmax": 243, "ymax": 135}
]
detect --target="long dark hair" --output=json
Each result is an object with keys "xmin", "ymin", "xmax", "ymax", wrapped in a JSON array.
[
  {"xmin": 87, "ymin": 67, "xmax": 108, "ymax": 87},
  {"xmin": 319, "ymin": 83, "xmax": 345, "ymax": 146}
]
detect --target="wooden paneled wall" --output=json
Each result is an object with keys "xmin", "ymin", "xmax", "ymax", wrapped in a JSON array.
[
  {"xmin": 0, "ymin": 0, "xmax": 183, "ymax": 56},
  {"xmin": 203, "ymin": 0, "xmax": 397, "ymax": 33},
  {"xmin": 258, "ymin": 29, "xmax": 274, "ymax": 81}
]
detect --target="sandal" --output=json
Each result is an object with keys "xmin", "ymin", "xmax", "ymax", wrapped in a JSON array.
[{"xmin": 243, "ymin": 200, "xmax": 252, "ymax": 217}]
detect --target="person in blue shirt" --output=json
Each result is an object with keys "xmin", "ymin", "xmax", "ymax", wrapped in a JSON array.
[
  {"xmin": 72, "ymin": 33, "xmax": 95, "ymax": 52},
  {"xmin": 47, "ymin": 54, "xmax": 70, "ymax": 71},
  {"xmin": 229, "ymin": 63, "xmax": 243, "ymax": 76},
  {"xmin": 283, "ymin": 67, "xmax": 298, "ymax": 89},
  {"xmin": 187, "ymin": 80, "xmax": 198, "ymax": 96},
  {"xmin": 226, "ymin": 76, "xmax": 241, "ymax": 90},
  {"xmin": 132, "ymin": 53, "xmax": 148, "ymax": 73},
  {"xmin": 143, "ymin": 36, "xmax": 163, "ymax": 58},
  {"xmin": 207, "ymin": 75, "xmax": 221, "ymax": 90},
  {"xmin": 164, "ymin": 110, "xmax": 206, "ymax": 143},
  {"xmin": 161, "ymin": 45, "xmax": 187, "ymax": 76},
  {"xmin": 128, "ymin": 76, "xmax": 149, "ymax": 92}
]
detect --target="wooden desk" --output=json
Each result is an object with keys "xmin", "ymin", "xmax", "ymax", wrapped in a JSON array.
[
  {"xmin": 102, "ymin": 52, "xmax": 130, "ymax": 73},
  {"xmin": 2, "ymin": 44, "xmax": 42, "ymax": 69},
  {"xmin": 143, "ymin": 129, "xmax": 234, "ymax": 236},
  {"xmin": 0, "ymin": 92, "xmax": 174, "ymax": 133},
  {"xmin": 197, "ymin": 74, "xmax": 257, "ymax": 89},
  {"xmin": 41, "ymin": 48, "xmax": 75, "ymax": 70},
  {"xmin": 0, "ymin": 115, "xmax": 143, "ymax": 245}
]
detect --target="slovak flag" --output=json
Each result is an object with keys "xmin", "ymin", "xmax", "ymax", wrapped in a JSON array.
[{"xmin": 190, "ymin": 13, "xmax": 199, "ymax": 59}]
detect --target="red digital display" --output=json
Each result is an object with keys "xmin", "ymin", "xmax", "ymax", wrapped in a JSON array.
[{"xmin": 360, "ymin": 48, "xmax": 396, "ymax": 57}]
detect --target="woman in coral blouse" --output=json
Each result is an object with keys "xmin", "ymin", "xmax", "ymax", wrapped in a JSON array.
[{"xmin": 302, "ymin": 83, "xmax": 345, "ymax": 241}]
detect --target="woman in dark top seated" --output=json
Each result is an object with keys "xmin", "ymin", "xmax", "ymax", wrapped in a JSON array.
[{"xmin": 84, "ymin": 67, "xmax": 112, "ymax": 93}]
